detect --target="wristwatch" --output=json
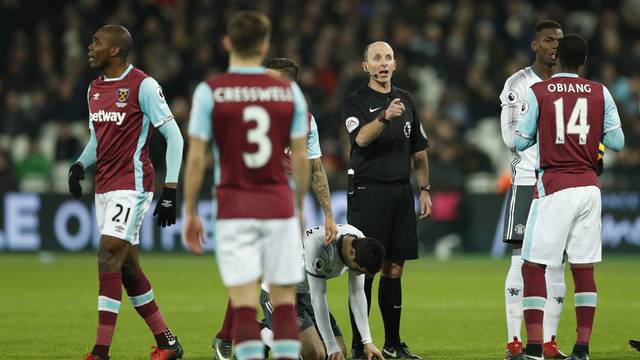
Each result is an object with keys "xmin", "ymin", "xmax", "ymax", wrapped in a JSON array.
[{"xmin": 419, "ymin": 185, "xmax": 431, "ymax": 193}]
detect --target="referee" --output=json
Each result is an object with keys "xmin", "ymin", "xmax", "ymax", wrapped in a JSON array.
[{"xmin": 341, "ymin": 41, "xmax": 431, "ymax": 360}]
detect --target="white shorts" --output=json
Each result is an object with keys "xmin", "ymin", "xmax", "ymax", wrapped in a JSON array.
[
  {"xmin": 522, "ymin": 186, "xmax": 602, "ymax": 266},
  {"xmin": 216, "ymin": 217, "xmax": 304, "ymax": 287},
  {"xmin": 95, "ymin": 190, "xmax": 154, "ymax": 245}
]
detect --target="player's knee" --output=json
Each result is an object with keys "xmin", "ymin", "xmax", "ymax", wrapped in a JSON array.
[
  {"xmin": 302, "ymin": 343, "xmax": 325, "ymax": 360},
  {"xmin": 121, "ymin": 262, "xmax": 140, "ymax": 281},
  {"xmin": 381, "ymin": 260, "xmax": 404, "ymax": 277},
  {"xmin": 98, "ymin": 252, "xmax": 121, "ymax": 272},
  {"xmin": 98, "ymin": 246, "xmax": 127, "ymax": 272}
]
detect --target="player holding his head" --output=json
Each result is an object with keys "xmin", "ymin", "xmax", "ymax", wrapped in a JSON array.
[
  {"xmin": 260, "ymin": 224, "xmax": 386, "ymax": 360},
  {"xmin": 513, "ymin": 34, "xmax": 625, "ymax": 360},
  {"xmin": 70, "ymin": 25, "xmax": 184, "ymax": 360},
  {"xmin": 212, "ymin": 57, "xmax": 337, "ymax": 360},
  {"xmin": 498, "ymin": 20, "xmax": 568, "ymax": 359},
  {"xmin": 183, "ymin": 11, "xmax": 310, "ymax": 360}
]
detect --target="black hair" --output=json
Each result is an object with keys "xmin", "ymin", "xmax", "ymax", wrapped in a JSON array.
[
  {"xmin": 352, "ymin": 237, "xmax": 385, "ymax": 274},
  {"xmin": 557, "ymin": 34, "xmax": 588, "ymax": 71},
  {"xmin": 265, "ymin": 57, "xmax": 300, "ymax": 81},
  {"xmin": 101, "ymin": 25, "xmax": 132, "ymax": 59},
  {"xmin": 535, "ymin": 19, "xmax": 562, "ymax": 39}
]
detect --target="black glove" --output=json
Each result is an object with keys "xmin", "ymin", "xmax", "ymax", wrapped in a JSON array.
[
  {"xmin": 153, "ymin": 187, "xmax": 177, "ymax": 227},
  {"xmin": 68, "ymin": 163, "xmax": 85, "ymax": 199}
]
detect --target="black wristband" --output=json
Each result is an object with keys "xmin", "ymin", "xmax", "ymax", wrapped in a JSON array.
[
  {"xmin": 377, "ymin": 110, "xmax": 390, "ymax": 124},
  {"xmin": 162, "ymin": 187, "xmax": 177, "ymax": 197},
  {"xmin": 419, "ymin": 185, "xmax": 431, "ymax": 193}
]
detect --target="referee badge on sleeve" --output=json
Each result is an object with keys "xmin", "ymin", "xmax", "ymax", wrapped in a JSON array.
[{"xmin": 345, "ymin": 116, "xmax": 360, "ymax": 133}]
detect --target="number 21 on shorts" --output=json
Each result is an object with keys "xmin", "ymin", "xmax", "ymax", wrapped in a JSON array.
[
  {"xmin": 111, "ymin": 203, "xmax": 131, "ymax": 224},
  {"xmin": 554, "ymin": 97, "xmax": 590, "ymax": 145}
]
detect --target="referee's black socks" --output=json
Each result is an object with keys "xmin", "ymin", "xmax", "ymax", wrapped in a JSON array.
[
  {"xmin": 379, "ymin": 276, "xmax": 402, "ymax": 347},
  {"xmin": 350, "ymin": 275, "xmax": 373, "ymax": 350}
]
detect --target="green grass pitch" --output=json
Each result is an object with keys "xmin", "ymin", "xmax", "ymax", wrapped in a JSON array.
[{"xmin": 1, "ymin": 253, "xmax": 638, "ymax": 359}]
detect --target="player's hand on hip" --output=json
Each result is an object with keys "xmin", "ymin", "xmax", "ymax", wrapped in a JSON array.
[
  {"xmin": 384, "ymin": 98, "xmax": 405, "ymax": 120},
  {"xmin": 364, "ymin": 343, "xmax": 384, "ymax": 360},
  {"xmin": 68, "ymin": 163, "xmax": 85, "ymax": 199},
  {"xmin": 183, "ymin": 213, "xmax": 206, "ymax": 254},
  {"xmin": 153, "ymin": 187, "xmax": 177, "ymax": 227},
  {"xmin": 418, "ymin": 191, "xmax": 432, "ymax": 220},
  {"xmin": 328, "ymin": 350, "xmax": 346, "ymax": 360},
  {"xmin": 324, "ymin": 216, "xmax": 338, "ymax": 245}
]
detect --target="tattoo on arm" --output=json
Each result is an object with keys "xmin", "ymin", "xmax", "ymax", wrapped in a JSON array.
[{"xmin": 310, "ymin": 158, "xmax": 333, "ymax": 218}]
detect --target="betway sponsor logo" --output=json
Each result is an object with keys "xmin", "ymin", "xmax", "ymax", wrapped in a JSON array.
[
  {"xmin": 90, "ymin": 110, "xmax": 126, "ymax": 126},
  {"xmin": 213, "ymin": 86, "xmax": 293, "ymax": 103}
]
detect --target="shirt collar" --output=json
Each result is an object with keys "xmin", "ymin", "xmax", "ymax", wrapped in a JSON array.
[
  {"xmin": 528, "ymin": 65, "xmax": 544, "ymax": 81},
  {"xmin": 103, "ymin": 64, "xmax": 134, "ymax": 82},
  {"xmin": 363, "ymin": 83, "xmax": 398, "ymax": 99},
  {"xmin": 552, "ymin": 72, "xmax": 579, "ymax": 78},
  {"xmin": 337, "ymin": 234, "xmax": 347, "ymax": 265},
  {"xmin": 228, "ymin": 66, "xmax": 266, "ymax": 74}
]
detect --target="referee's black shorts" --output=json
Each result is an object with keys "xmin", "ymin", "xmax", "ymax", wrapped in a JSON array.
[{"xmin": 347, "ymin": 180, "xmax": 418, "ymax": 261}]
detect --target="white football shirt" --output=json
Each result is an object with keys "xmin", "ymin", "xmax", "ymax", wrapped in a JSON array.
[{"xmin": 499, "ymin": 66, "xmax": 544, "ymax": 186}]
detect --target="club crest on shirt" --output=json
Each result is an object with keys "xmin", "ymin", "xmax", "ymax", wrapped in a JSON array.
[
  {"xmin": 116, "ymin": 88, "xmax": 130, "ymax": 108},
  {"xmin": 403, "ymin": 121, "xmax": 411, "ymax": 138},
  {"xmin": 313, "ymin": 245, "xmax": 333, "ymax": 275}
]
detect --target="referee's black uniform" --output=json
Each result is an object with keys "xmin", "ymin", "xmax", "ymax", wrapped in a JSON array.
[
  {"xmin": 341, "ymin": 84, "xmax": 428, "ymax": 353},
  {"xmin": 343, "ymin": 85, "xmax": 428, "ymax": 260}
]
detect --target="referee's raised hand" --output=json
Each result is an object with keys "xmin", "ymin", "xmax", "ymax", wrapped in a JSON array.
[{"xmin": 384, "ymin": 98, "xmax": 405, "ymax": 120}]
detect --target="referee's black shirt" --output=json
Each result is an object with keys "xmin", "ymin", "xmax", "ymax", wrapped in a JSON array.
[{"xmin": 341, "ymin": 85, "xmax": 428, "ymax": 183}]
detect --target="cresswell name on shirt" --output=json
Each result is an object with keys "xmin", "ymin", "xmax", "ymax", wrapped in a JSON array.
[
  {"xmin": 90, "ymin": 109, "xmax": 126, "ymax": 126},
  {"xmin": 213, "ymin": 86, "xmax": 293, "ymax": 102}
]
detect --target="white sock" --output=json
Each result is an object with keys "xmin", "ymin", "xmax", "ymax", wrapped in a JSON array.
[
  {"xmin": 505, "ymin": 254, "xmax": 524, "ymax": 342},
  {"xmin": 544, "ymin": 263, "xmax": 566, "ymax": 342},
  {"xmin": 260, "ymin": 326, "xmax": 274, "ymax": 347}
]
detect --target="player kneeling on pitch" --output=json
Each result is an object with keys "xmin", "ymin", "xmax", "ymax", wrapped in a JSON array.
[{"xmin": 260, "ymin": 224, "xmax": 386, "ymax": 360}]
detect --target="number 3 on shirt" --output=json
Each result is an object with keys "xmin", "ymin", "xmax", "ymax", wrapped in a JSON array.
[
  {"xmin": 242, "ymin": 105, "xmax": 272, "ymax": 168},
  {"xmin": 554, "ymin": 97, "xmax": 590, "ymax": 145}
]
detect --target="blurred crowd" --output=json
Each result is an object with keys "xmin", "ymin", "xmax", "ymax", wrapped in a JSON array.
[{"xmin": 2, "ymin": 0, "xmax": 640, "ymax": 195}]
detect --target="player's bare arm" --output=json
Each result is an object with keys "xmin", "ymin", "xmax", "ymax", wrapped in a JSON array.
[
  {"xmin": 412, "ymin": 149, "xmax": 431, "ymax": 219},
  {"xmin": 310, "ymin": 157, "xmax": 337, "ymax": 243},
  {"xmin": 183, "ymin": 137, "xmax": 208, "ymax": 254},
  {"xmin": 290, "ymin": 136, "xmax": 310, "ymax": 212},
  {"xmin": 355, "ymin": 98, "xmax": 405, "ymax": 147}
]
